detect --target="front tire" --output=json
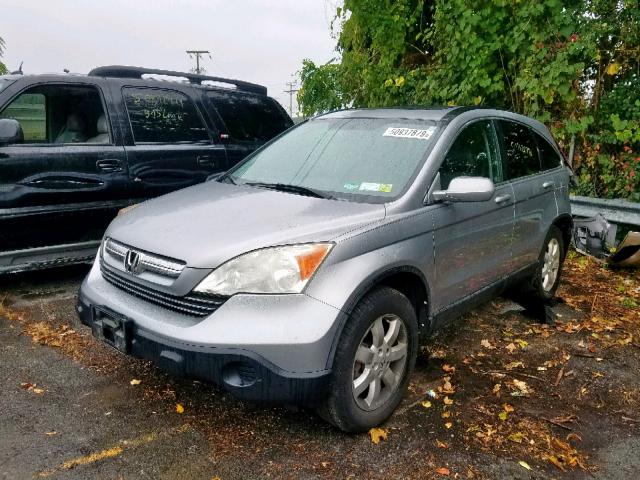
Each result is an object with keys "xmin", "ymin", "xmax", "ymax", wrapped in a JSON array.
[{"xmin": 319, "ymin": 286, "xmax": 418, "ymax": 433}]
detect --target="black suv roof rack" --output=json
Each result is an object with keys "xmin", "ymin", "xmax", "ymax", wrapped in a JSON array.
[{"xmin": 88, "ymin": 65, "xmax": 267, "ymax": 95}]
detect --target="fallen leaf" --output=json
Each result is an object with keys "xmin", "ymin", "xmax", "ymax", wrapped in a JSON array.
[
  {"xmin": 421, "ymin": 400, "xmax": 432, "ymax": 409},
  {"xmin": 444, "ymin": 422, "xmax": 453, "ymax": 429},
  {"xmin": 20, "ymin": 382, "xmax": 36, "ymax": 390},
  {"xmin": 130, "ymin": 379, "xmax": 142, "ymax": 386},
  {"xmin": 436, "ymin": 439, "xmax": 449, "ymax": 449},
  {"xmin": 44, "ymin": 431, "xmax": 57, "ymax": 436},
  {"xmin": 508, "ymin": 432, "xmax": 525, "ymax": 443},
  {"xmin": 442, "ymin": 364, "xmax": 456, "ymax": 374},
  {"xmin": 368, "ymin": 427, "xmax": 388, "ymax": 444},
  {"xmin": 481, "ymin": 339, "xmax": 495, "ymax": 349},
  {"xmin": 32, "ymin": 388, "xmax": 45, "ymax": 395},
  {"xmin": 498, "ymin": 411, "xmax": 508, "ymax": 421},
  {"xmin": 503, "ymin": 404, "xmax": 514, "ymax": 413},
  {"xmin": 175, "ymin": 403, "xmax": 185, "ymax": 414},
  {"xmin": 506, "ymin": 343, "xmax": 517, "ymax": 354},
  {"xmin": 492, "ymin": 383, "xmax": 501, "ymax": 395},
  {"xmin": 441, "ymin": 411, "xmax": 451, "ymax": 419},
  {"xmin": 443, "ymin": 396, "xmax": 453, "ymax": 405},
  {"xmin": 510, "ymin": 379, "xmax": 530, "ymax": 396},
  {"xmin": 519, "ymin": 460, "xmax": 532, "ymax": 470},
  {"xmin": 436, "ymin": 467, "xmax": 450, "ymax": 476},
  {"xmin": 505, "ymin": 361, "xmax": 524, "ymax": 370}
]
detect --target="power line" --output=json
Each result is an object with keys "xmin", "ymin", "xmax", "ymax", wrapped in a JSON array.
[
  {"xmin": 284, "ymin": 79, "xmax": 299, "ymax": 117},
  {"xmin": 186, "ymin": 50, "xmax": 211, "ymax": 74}
]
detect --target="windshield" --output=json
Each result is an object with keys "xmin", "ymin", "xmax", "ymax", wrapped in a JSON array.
[{"xmin": 226, "ymin": 117, "xmax": 440, "ymax": 202}]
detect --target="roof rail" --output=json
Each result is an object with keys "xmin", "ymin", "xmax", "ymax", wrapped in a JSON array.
[{"xmin": 88, "ymin": 65, "xmax": 267, "ymax": 95}]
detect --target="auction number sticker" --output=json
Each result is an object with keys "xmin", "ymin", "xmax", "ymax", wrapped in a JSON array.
[{"xmin": 383, "ymin": 126, "xmax": 436, "ymax": 140}]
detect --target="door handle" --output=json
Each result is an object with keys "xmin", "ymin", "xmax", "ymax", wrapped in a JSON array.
[
  {"xmin": 494, "ymin": 194, "xmax": 512, "ymax": 204},
  {"xmin": 96, "ymin": 159, "xmax": 123, "ymax": 173},
  {"xmin": 197, "ymin": 155, "xmax": 214, "ymax": 166},
  {"xmin": 542, "ymin": 181, "xmax": 555, "ymax": 189}
]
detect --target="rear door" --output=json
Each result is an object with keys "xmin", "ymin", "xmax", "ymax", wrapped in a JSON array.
[
  {"xmin": 204, "ymin": 90, "xmax": 293, "ymax": 168},
  {"xmin": 431, "ymin": 119, "xmax": 515, "ymax": 312},
  {"xmin": 0, "ymin": 80, "xmax": 127, "ymax": 260},
  {"xmin": 496, "ymin": 120, "xmax": 559, "ymax": 269},
  {"xmin": 119, "ymin": 86, "xmax": 226, "ymax": 199}
]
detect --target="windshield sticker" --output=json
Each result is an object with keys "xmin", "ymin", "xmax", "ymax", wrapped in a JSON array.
[
  {"xmin": 343, "ymin": 182, "xmax": 361, "ymax": 191},
  {"xmin": 383, "ymin": 126, "xmax": 436, "ymax": 140},
  {"xmin": 359, "ymin": 182, "xmax": 393, "ymax": 193}
]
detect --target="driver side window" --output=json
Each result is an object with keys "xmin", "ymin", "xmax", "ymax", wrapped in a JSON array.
[{"xmin": 439, "ymin": 120, "xmax": 502, "ymax": 189}]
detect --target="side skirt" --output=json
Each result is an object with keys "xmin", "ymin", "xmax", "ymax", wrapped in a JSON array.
[
  {"xmin": 428, "ymin": 263, "xmax": 538, "ymax": 332},
  {"xmin": 0, "ymin": 241, "xmax": 100, "ymax": 274}
]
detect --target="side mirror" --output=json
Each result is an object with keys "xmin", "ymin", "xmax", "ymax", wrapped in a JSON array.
[
  {"xmin": 0, "ymin": 118, "xmax": 23, "ymax": 145},
  {"xmin": 432, "ymin": 176, "xmax": 495, "ymax": 203}
]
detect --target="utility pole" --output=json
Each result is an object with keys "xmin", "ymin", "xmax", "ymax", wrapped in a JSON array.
[
  {"xmin": 283, "ymin": 79, "xmax": 299, "ymax": 117},
  {"xmin": 186, "ymin": 50, "xmax": 211, "ymax": 74}
]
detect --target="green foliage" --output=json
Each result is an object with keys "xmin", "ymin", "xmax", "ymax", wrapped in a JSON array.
[
  {"xmin": 297, "ymin": 59, "xmax": 345, "ymax": 117},
  {"xmin": 0, "ymin": 36, "xmax": 6, "ymax": 75},
  {"xmin": 298, "ymin": 0, "xmax": 640, "ymax": 200}
]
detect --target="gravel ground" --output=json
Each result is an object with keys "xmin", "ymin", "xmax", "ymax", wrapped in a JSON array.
[{"xmin": 0, "ymin": 254, "xmax": 638, "ymax": 479}]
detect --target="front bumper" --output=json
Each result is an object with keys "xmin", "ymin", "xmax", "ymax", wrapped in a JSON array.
[{"xmin": 77, "ymin": 260, "xmax": 342, "ymax": 404}]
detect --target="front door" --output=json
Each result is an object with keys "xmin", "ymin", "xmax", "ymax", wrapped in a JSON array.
[
  {"xmin": 0, "ymin": 82, "xmax": 127, "ymax": 263},
  {"xmin": 119, "ymin": 86, "xmax": 227, "ymax": 199},
  {"xmin": 431, "ymin": 119, "xmax": 515, "ymax": 313}
]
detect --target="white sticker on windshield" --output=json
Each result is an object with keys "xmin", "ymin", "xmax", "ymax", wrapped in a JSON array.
[
  {"xmin": 383, "ymin": 126, "xmax": 435, "ymax": 140},
  {"xmin": 359, "ymin": 182, "xmax": 393, "ymax": 193}
]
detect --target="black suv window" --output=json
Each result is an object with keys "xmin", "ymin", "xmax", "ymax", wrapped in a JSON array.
[
  {"xmin": 534, "ymin": 132, "xmax": 562, "ymax": 171},
  {"xmin": 439, "ymin": 120, "xmax": 502, "ymax": 189},
  {"xmin": 206, "ymin": 90, "xmax": 291, "ymax": 142},
  {"xmin": 0, "ymin": 84, "xmax": 108, "ymax": 144},
  {"xmin": 123, "ymin": 87, "xmax": 209, "ymax": 144},
  {"xmin": 499, "ymin": 120, "xmax": 540, "ymax": 179}
]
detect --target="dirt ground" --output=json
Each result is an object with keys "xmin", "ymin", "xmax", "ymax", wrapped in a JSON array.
[{"xmin": 0, "ymin": 252, "xmax": 639, "ymax": 479}]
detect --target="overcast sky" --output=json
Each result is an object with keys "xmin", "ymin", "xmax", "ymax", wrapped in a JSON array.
[{"xmin": 1, "ymin": 0, "xmax": 338, "ymax": 115}]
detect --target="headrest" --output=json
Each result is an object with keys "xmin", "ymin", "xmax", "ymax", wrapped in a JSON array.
[
  {"xmin": 96, "ymin": 114, "xmax": 108, "ymax": 134},
  {"xmin": 66, "ymin": 113, "xmax": 85, "ymax": 131}
]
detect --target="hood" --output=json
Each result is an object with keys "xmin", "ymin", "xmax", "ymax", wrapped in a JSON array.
[{"xmin": 106, "ymin": 181, "xmax": 386, "ymax": 268}]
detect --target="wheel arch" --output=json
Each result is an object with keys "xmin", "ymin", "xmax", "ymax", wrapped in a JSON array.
[
  {"xmin": 325, "ymin": 265, "xmax": 432, "ymax": 370},
  {"xmin": 552, "ymin": 213, "xmax": 573, "ymax": 257}
]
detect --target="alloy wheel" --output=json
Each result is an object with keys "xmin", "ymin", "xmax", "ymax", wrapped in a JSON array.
[{"xmin": 352, "ymin": 313, "xmax": 408, "ymax": 411}]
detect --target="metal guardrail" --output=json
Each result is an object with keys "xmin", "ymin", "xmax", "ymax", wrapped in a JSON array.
[{"xmin": 570, "ymin": 195, "xmax": 640, "ymax": 227}]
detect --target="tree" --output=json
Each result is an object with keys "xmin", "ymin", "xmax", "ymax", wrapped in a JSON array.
[{"xmin": 298, "ymin": 0, "xmax": 640, "ymax": 200}]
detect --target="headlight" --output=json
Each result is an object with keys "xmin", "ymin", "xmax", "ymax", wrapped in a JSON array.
[{"xmin": 194, "ymin": 243, "xmax": 333, "ymax": 296}]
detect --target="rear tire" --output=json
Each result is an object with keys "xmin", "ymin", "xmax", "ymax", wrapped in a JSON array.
[
  {"xmin": 517, "ymin": 225, "xmax": 565, "ymax": 302},
  {"xmin": 319, "ymin": 286, "xmax": 418, "ymax": 433}
]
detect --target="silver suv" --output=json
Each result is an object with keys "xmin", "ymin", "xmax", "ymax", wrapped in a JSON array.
[{"xmin": 78, "ymin": 107, "xmax": 572, "ymax": 432}]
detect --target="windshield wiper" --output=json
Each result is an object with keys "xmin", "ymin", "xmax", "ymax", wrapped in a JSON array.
[{"xmin": 244, "ymin": 182, "xmax": 332, "ymax": 199}]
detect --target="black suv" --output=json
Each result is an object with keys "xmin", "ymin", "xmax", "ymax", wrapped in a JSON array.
[{"xmin": 0, "ymin": 66, "xmax": 293, "ymax": 273}]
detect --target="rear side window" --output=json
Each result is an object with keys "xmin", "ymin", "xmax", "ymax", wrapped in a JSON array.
[
  {"xmin": 498, "ymin": 120, "xmax": 540, "ymax": 180},
  {"xmin": 534, "ymin": 132, "xmax": 562, "ymax": 171},
  {"xmin": 206, "ymin": 91, "xmax": 292, "ymax": 142},
  {"xmin": 439, "ymin": 120, "xmax": 502, "ymax": 189},
  {"xmin": 123, "ymin": 87, "xmax": 209, "ymax": 144}
]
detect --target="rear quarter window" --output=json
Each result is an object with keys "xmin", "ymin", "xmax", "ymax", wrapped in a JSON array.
[
  {"xmin": 206, "ymin": 91, "xmax": 292, "ymax": 142},
  {"xmin": 534, "ymin": 132, "xmax": 562, "ymax": 171},
  {"xmin": 498, "ymin": 120, "xmax": 541, "ymax": 180}
]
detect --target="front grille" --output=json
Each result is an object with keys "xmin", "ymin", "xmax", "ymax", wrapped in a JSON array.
[{"xmin": 101, "ymin": 265, "xmax": 225, "ymax": 317}]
